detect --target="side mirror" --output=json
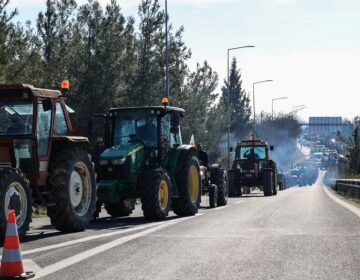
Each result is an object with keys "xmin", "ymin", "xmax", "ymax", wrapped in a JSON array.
[
  {"xmin": 171, "ymin": 113, "xmax": 180, "ymax": 127},
  {"xmin": 229, "ymin": 147, "xmax": 233, "ymax": 152},
  {"xmin": 170, "ymin": 126, "xmax": 179, "ymax": 134},
  {"xmin": 42, "ymin": 98, "xmax": 52, "ymax": 112},
  {"xmin": 270, "ymin": 145, "xmax": 274, "ymax": 151}
]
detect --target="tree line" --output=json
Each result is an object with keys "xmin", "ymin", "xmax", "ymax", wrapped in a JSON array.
[{"xmin": 0, "ymin": 0, "xmax": 301, "ymax": 163}]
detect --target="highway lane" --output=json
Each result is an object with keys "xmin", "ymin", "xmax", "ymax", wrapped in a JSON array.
[{"xmin": 1, "ymin": 172, "xmax": 359, "ymax": 280}]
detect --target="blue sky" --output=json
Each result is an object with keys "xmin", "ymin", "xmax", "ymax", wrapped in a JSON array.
[{"xmin": 7, "ymin": 0, "xmax": 360, "ymax": 121}]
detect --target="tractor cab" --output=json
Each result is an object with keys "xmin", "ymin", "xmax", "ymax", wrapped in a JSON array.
[
  {"xmin": 234, "ymin": 139, "xmax": 272, "ymax": 176},
  {"xmin": 0, "ymin": 84, "xmax": 73, "ymax": 187},
  {"xmin": 96, "ymin": 104, "xmax": 184, "ymax": 180}
]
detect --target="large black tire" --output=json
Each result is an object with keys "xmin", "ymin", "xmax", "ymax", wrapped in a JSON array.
[
  {"xmin": 209, "ymin": 184, "xmax": 218, "ymax": 208},
  {"xmin": 279, "ymin": 181, "xmax": 283, "ymax": 191},
  {"xmin": 172, "ymin": 153, "xmax": 201, "ymax": 216},
  {"xmin": 210, "ymin": 166, "xmax": 228, "ymax": 206},
  {"xmin": 47, "ymin": 147, "xmax": 96, "ymax": 232},
  {"xmin": 140, "ymin": 168, "xmax": 171, "ymax": 220},
  {"xmin": 227, "ymin": 169, "xmax": 236, "ymax": 197},
  {"xmin": 263, "ymin": 170, "xmax": 273, "ymax": 197},
  {"xmin": 0, "ymin": 168, "xmax": 32, "ymax": 240},
  {"xmin": 272, "ymin": 174, "xmax": 278, "ymax": 196},
  {"xmin": 228, "ymin": 169, "xmax": 242, "ymax": 197},
  {"xmin": 105, "ymin": 199, "xmax": 135, "ymax": 217}
]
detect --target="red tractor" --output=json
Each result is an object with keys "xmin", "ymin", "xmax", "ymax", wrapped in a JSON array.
[{"xmin": 0, "ymin": 83, "xmax": 96, "ymax": 238}]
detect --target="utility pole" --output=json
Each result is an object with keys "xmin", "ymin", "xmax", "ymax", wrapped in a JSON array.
[{"xmin": 165, "ymin": 0, "xmax": 169, "ymax": 98}]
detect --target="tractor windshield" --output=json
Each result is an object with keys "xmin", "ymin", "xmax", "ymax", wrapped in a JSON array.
[
  {"xmin": 238, "ymin": 146, "xmax": 266, "ymax": 160},
  {"xmin": 0, "ymin": 101, "xmax": 33, "ymax": 136},
  {"xmin": 114, "ymin": 111, "xmax": 157, "ymax": 147}
]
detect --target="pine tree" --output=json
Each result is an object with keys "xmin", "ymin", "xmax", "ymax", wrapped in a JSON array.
[
  {"xmin": 177, "ymin": 61, "xmax": 219, "ymax": 158},
  {"xmin": 37, "ymin": 0, "xmax": 77, "ymax": 87},
  {"xmin": 0, "ymin": 0, "xmax": 18, "ymax": 82},
  {"xmin": 221, "ymin": 57, "xmax": 252, "ymax": 138}
]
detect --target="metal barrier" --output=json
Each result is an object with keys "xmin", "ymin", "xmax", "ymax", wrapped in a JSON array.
[{"xmin": 335, "ymin": 179, "xmax": 360, "ymax": 198}]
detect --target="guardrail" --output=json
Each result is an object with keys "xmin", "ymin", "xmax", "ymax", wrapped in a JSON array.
[{"xmin": 334, "ymin": 179, "xmax": 360, "ymax": 198}]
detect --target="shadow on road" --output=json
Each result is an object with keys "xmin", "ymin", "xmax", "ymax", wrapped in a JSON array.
[{"xmin": 14, "ymin": 213, "xmax": 186, "ymax": 245}]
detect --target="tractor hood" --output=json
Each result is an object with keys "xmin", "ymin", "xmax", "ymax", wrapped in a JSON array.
[{"xmin": 100, "ymin": 142, "xmax": 144, "ymax": 159}]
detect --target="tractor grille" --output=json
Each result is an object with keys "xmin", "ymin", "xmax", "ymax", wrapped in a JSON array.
[{"xmin": 100, "ymin": 158, "xmax": 131, "ymax": 181}]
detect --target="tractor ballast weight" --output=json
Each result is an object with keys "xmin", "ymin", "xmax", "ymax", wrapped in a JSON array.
[
  {"xmin": 228, "ymin": 138, "xmax": 278, "ymax": 197},
  {"xmin": 92, "ymin": 103, "xmax": 201, "ymax": 220},
  {"xmin": 0, "ymin": 83, "xmax": 97, "ymax": 238}
]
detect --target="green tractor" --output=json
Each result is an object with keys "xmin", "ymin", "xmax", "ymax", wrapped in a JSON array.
[{"xmin": 90, "ymin": 99, "xmax": 201, "ymax": 220}]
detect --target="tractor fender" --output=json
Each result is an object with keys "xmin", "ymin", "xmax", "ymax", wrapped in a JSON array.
[{"xmin": 51, "ymin": 136, "xmax": 91, "ymax": 154}]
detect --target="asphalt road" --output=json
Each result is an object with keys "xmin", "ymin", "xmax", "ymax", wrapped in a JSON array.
[{"xmin": 1, "ymin": 172, "xmax": 360, "ymax": 280}]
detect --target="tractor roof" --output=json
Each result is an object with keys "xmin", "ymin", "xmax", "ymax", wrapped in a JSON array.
[
  {"xmin": 0, "ymin": 84, "xmax": 62, "ymax": 98},
  {"xmin": 108, "ymin": 106, "xmax": 185, "ymax": 115},
  {"xmin": 238, "ymin": 139, "xmax": 268, "ymax": 147}
]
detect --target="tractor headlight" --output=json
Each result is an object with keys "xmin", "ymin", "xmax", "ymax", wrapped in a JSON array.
[
  {"xmin": 111, "ymin": 158, "xmax": 127, "ymax": 165},
  {"xmin": 99, "ymin": 159, "xmax": 108, "ymax": 166},
  {"xmin": 200, "ymin": 170, "xmax": 205, "ymax": 180}
]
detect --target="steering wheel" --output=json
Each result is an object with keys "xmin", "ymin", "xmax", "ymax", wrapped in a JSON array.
[{"xmin": 127, "ymin": 134, "xmax": 145, "ymax": 146}]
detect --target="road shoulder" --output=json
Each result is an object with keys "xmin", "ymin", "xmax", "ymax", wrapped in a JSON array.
[{"xmin": 323, "ymin": 185, "xmax": 360, "ymax": 218}]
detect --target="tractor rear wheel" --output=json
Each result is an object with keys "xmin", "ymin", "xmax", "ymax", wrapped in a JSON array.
[
  {"xmin": 263, "ymin": 170, "xmax": 273, "ymax": 197},
  {"xmin": 105, "ymin": 199, "xmax": 135, "ymax": 217},
  {"xmin": 141, "ymin": 168, "xmax": 171, "ymax": 220},
  {"xmin": 209, "ymin": 184, "xmax": 218, "ymax": 208},
  {"xmin": 0, "ymin": 169, "xmax": 32, "ymax": 240},
  {"xmin": 272, "ymin": 178, "xmax": 278, "ymax": 195},
  {"xmin": 172, "ymin": 153, "xmax": 201, "ymax": 216},
  {"xmin": 228, "ymin": 169, "xmax": 242, "ymax": 197},
  {"xmin": 210, "ymin": 166, "xmax": 228, "ymax": 206},
  {"xmin": 47, "ymin": 147, "xmax": 96, "ymax": 232}
]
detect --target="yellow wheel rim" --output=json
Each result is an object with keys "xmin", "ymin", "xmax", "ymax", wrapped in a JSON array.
[
  {"xmin": 158, "ymin": 180, "xmax": 169, "ymax": 211},
  {"xmin": 188, "ymin": 165, "xmax": 199, "ymax": 203}
]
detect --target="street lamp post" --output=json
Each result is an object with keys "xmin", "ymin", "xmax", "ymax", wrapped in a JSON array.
[
  {"xmin": 291, "ymin": 105, "xmax": 306, "ymax": 114},
  {"xmin": 227, "ymin": 45, "xmax": 255, "ymax": 168},
  {"xmin": 252, "ymin": 80, "xmax": 273, "ymax": 125},
  {"xmin": 165, "ymin": 0, "xmax": 169, "ymax": 98},
  {"xmin": 271, "ymin": 96, "xmax": 288, "ymax": 143}
]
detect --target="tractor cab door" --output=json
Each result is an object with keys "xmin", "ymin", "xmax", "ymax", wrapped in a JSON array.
[
  {"xmin": 35, "ymin": 98, "xmax": 53, "ymax": 186},
  {"xmin": 159, "ymin": 112, "xmax": 182, "ymax": 162},
  {"xmin": 0, "ymin": 99, "xmax": 38, "ymax": 185}
]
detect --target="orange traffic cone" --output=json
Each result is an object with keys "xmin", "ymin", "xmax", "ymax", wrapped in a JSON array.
[{"xmin": 0, "ymin": 210, "xmax": 34, "ymax": 279}]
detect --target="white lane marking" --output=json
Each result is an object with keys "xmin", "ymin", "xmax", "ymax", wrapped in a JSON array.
[
  {"xmin": 20, "ymin": 223, "xmax": 159, "ymax": 256},
  {"xmin": 212, "ymin": 205, "xmax": 229, "ymax": 211},
  {"xmin": 234, "ymin": 200, "xmax": 245, "ymax": 204},
  {"xmin": 23, "ymin": 259, "xmax": 42, "ymax": 272},
  {"xmin": 33, "ymin": 214, "xmax": 202, "ymax": 279},
  {"xmin": 323, "ymin": 186, "xmax": 360, "ymax": 218}
]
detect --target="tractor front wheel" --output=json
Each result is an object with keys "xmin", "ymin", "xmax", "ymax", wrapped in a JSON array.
[
  {"xmin": 209, "ymin": 184, "xmax": 218, "ymax": 208},
  {"xmin": 263, "ymin": 170, "xmax": 273, "ymax": 197},
  {"xmin": 0, "ymin": 169, "xmax": 32, "ymax": 239},
  {"xmin": 141, "ymin": 168, "xmax": 171, "ymax": 220}
]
